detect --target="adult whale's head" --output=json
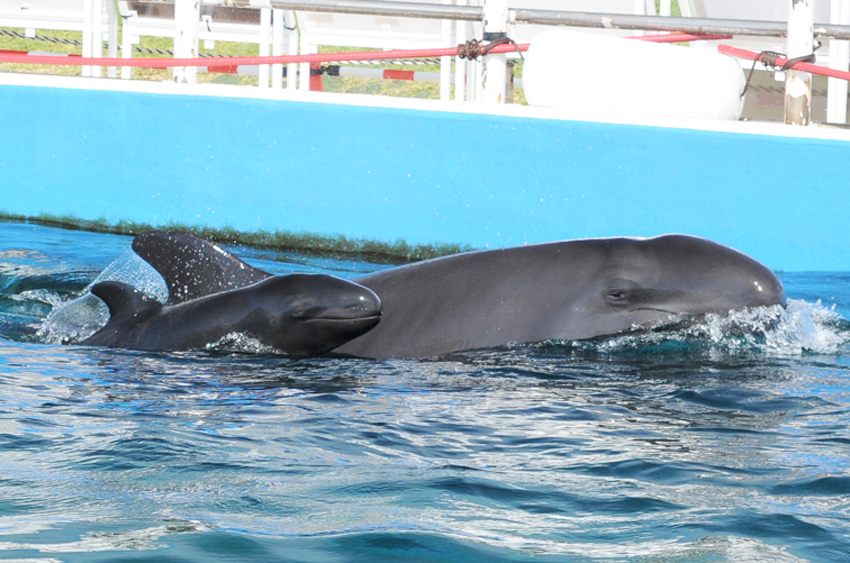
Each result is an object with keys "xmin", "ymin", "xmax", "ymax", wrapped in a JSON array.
[
  {"xmin": 333, "ymin": 234, "xmax": 785, "ymax": 358},
  {"xmin": 84, "ymin": 273, "xmax": 382, "ymax": 356},
  {"xmin": 582, "ymin": 235, "xmax": 785, "ymax": 330}
]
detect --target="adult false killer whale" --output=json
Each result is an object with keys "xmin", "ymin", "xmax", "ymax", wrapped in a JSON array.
[
  {"xmin": 81, "ymin": 272, "xmax": 382, "ymax": 356},
  {"xmin": 129, "ymin": 231, "xmax": 785, "ymax": 359}
]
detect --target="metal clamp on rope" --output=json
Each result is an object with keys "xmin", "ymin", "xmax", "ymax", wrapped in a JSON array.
[{"xmin": 740, "ymin": 44, "xmax": 821, "ymax": 98}]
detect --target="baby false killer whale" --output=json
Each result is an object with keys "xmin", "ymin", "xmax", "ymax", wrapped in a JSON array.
[
  {"xmin": 130, "ymin": 231, "xmax": 785, "ymax": 359},
  {"xmin": 81, "ymin": 273, "xmax": 382, "ymax": 356}
]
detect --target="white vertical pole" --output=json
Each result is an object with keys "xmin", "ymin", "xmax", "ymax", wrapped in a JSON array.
[
  {"xmin": 660, "ymin": 0, "xmax": 671, "ymax": 17},
  {"xmin": 467, "ymin": 59, "xmax": 479, "ymax": 102},
  {"xmin": 454, "ymin": 2, "xmax": 467, "ymax": 102},
  {"xmin": 827, "ymin": 0, "xmax": 850, "ymax": 123},
  {"xmin": 121, "ymin": 13, "xmax": 133, "ymax": 80},
  {"xmin": 106, "ymin": 0, "xmax": 118, "ymax": 78},
  {"xmin": 259, "ymin": 8, "xmax": 271, "ymax": 88},
  {"xmin": 91, "ymin": 0, "xmax": 102, "ymax": 77},
  {"xmin": 299, "ymin": 32, "xmax": 310, "ymax": 91},
  {"xmin": 481, "ymin": 0, "xmax": 508, "ymax": 104},
  {"xmin": 82, "ymin": 0, "xmax": 93, "ymax": 77},
  {"xmin": 785, "ymin": 0, "xmax": 814, "ymax": 125},
  {"xmin": 467, "ymin": 17, "xmax": 482, "ymax": 102},
  {"xmin": 173, "ymin": 0, "xmax": 200, "ymax": 84},
  {"xmin": 272, "ymin": 9, "xmax": 284, "ymax": 89},
  {"xmin": 440, "ymin": 0, "xmax": 452, "ymax": 101},
  {"xmin": 299, "ymin": 40, "xmax": 318, "ymax": 91},
  {"xmin": 286, "ymin": 11, "xmax": 298, "ymax": 90}
]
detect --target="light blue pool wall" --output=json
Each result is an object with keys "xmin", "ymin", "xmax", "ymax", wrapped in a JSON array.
[{"xmin": 1, "ymin": 83, "xmax": 848, "ymax": 271}]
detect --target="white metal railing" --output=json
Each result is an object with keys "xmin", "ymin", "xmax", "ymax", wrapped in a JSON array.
[{"xmin": 2, "ymin": 0, "xmax": 850, "ymax": 123}]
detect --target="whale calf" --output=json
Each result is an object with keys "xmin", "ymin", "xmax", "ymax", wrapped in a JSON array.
[
  {"xmin": 82, "ymin": 273, "xmax": 382, "ymax": 356},
  {"xmin": 131, "ymin": 232, "xmax": 785, "ymax": 359}
]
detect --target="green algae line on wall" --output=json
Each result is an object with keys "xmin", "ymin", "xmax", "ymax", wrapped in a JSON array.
[{"xmin": 0, "ymin": 213, "xmax": 472, "ymax": 265}]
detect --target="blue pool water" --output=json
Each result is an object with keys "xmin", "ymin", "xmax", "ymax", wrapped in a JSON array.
[{"xmin": 0, "ymin": 221, "xmax": 848, "ymax": 563}]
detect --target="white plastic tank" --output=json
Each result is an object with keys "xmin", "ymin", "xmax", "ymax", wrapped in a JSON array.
[{"xmin": 522, "ymin": 30, "xmax": 746, "ymax": 120}]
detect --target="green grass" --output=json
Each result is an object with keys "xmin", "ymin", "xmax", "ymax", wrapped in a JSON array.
[{"xmin": 0, "ymin": 212, "xmax": 473, "ymax": 264}]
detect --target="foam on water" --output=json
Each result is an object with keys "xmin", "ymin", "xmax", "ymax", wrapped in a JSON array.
[
  {"xmin": 552, "ymin": 300, "xmax": 850, "ymax": 358},
  {"xmin": 204, "ymin": 332, "xmax": 283, "ymax": 355}
]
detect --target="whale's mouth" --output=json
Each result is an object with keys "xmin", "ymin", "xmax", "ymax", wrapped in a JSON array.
[
  {"xmin": 292, "ymin": 293, "xmax": 382, "ymax": 322},
  {"xmin": 305, "ymin": 314, "xmax": 382, "ymax": 325},
  {"xmin": 293, "ymin": 306, "xmax": 382, "ymax": 321},
  {"xmin": 631, "ymin": 307, "xmax": 680, "ymax": 315}
]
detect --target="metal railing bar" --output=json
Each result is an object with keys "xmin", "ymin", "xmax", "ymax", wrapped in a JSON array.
[
  {"xmin": 123, "ymin": 1, "xmax": 850, "ymax": 40},
  {"xmin": 511, "ymin": 10, "xmax": 850, "ymax": 40}
]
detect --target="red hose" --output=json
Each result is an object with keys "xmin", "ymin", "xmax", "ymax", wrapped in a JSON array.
[
  {"xmin": 0, "ymin": 44, "xmax": 526, "ymax": 68},
  {"xmin": 718, "ymin": 44, "xmax": 850, "ymax": 82},
  {"xmin": 0, "ymin": 33, "xmax": 733, "ymax": 68}
]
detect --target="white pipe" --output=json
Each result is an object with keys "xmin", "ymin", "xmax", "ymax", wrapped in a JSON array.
[
  {"xmin": 173, "ymin": 0, "xmax": 200, "ymax": 84},
  {"xmin": 469, "ymin": 17, "xmax": 483, "ymax": 101},
  {"xmin": 827, "ymin": 0, "xmax": 850, "ymax": 123},
  {"xmin": 91, "ymin": 0, "xmax": 103, "ymax": 77},
  {"xmin": 481, "ymin": 0, "xmax": 508, "ymax": 104},
  {"xmin": 440, "ymin": 0, "xmax": 452, "ymax": 101},
  {"xmin": 121, "ymin": 8, "xmax": 134, "ymax": 80},
  {"xmin": 454, "ymin": 0, "xmax": 467, "ymax": 102},
  {"xmin": 259, "ymin": 8, "xmax": 272, "ymax": 87},
  {"xmin": 287, "ymin": 11, "xmax": 298, "ymax": 90},
  {"xmin": 82, "ymin": 0, "xmax": 93, "ymax": 77},
  {"xmin": 785, "ymin": 0, "xmax": 814, "ymax": 125},
  {"xmin": 272, "ymin": 8, "xmax": 284, "ymax": 89},
  {"xmin": 106, "ymin": 0, "xmax": 118, "ymax": 78},
  {"xmin": 299, "ymin": 35, "xmax": 313, "ymax": 91}
]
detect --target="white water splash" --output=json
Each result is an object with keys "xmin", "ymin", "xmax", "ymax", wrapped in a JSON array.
[
  {"xmin": 36, "ymin": 251, "xmax": 168, "ymax": 344},
  {"xmin": 204, "ymin": 332, "xmax": 281, "ymax": 355},
  {"xmin": 566, "ymin": 300, "xmax": 849, "ymax": 357},
  {"xmin": 697, "ymin": 299, "xmax": 848, "ymax": 355}
]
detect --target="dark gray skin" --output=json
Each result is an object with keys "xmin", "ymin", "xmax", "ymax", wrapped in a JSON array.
[
  {"xmin": 81, "ymin": 274, "xmax": 382, "ymax": 356},
  {"xmin": 336, "ymin": 235, "xmax": 785, "ymax": 358},
  {"xmin": 131, "ymin": 232, "xmax": 785, "ymax": 359}
]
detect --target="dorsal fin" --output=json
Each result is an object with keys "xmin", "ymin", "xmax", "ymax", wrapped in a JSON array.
[
  {"xmin": 132, "ymin": 231, "xmax": 270, "ymax": 304},
  {"xmin": 91, "ymin": 281, "xmax": 162, "ymax": 321}
]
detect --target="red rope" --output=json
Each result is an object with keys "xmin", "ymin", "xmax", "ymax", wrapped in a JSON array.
[
  {"xmin": 0, "ymin": 44, "xmax": 527, "ymax": 68},
  {"xmin": 0, "ymin": 33, "xmax": 732, "ymax": 68},
  {"xmin": 718, "ymin": 44, "xmax": 850, "ymax": 82}
]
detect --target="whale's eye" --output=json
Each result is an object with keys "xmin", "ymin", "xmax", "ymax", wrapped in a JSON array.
[
  {"xmin": 604, "ymin": 279, "xmax": 638, "ymax": 306},
  {"xmin": 605, "ymin": 289, "xmax": 631, "ymax": 304}
]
